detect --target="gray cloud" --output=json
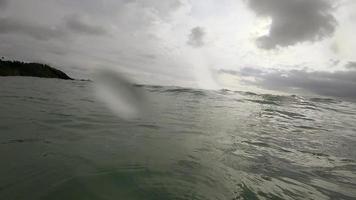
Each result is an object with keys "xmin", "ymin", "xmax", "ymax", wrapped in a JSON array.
[
  {"xmin": 187, "ymin": 26, "xmax": 205, "ymax": 47},
  {"xmin": 247, "ymin": 0, "xmax": 337, "ymax": 49},
  {"xmin": 0, "ymin": 0, "xmax": 191, "ymax": 83},
  {"xmin": 0, "ymin": 14, "xmax": 109, "ymax": 41},
  {"xmin": 220, "ymin": 67, "xmax": 356, "ymax": 99},
  {"xmin": 139, "ymin": 53, "xmax": 157, "ymax": 60},
  {"xmin": 0, "ymin": 0, "xmax": 6, "ymax": 6},
  {"xmin": 0, "ymin": 18, "xmax": 65, "ymax": 40},
  {"xmin": 329, "ymin": 59, "xmax": 340, "ymax": 67},
  {"xmin": 65, "ymin": 15, "xmax": 108, "ymax": 36},
  {"xmin": 56, "ymin": 0, "xmax": 182, "ymax": 23},
  {"xmin": 0, "ymin": 0, "xmax": 352, "ymax": 89},
  {"xmin": 0, "ymin": 0, "xmax": 6, "ymax": 8},
  {"xmin": 345, "ymin": 62, "xmax": 356, "ymax": 70}
]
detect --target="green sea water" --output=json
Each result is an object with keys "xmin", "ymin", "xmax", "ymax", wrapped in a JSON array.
[{"xmin": 0, "ymin": 77, "xmax": 355, "ymax": 200}]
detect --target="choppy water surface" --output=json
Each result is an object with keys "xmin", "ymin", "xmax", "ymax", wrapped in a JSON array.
[{"xmin": 0, "ymin": 77, "xmax": 356, "ymax": 200}]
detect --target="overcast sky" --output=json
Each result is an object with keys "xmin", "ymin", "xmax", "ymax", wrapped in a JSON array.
[{"xmin": 0, "ymin": 0, "xmax": 355, "ymax": 98}]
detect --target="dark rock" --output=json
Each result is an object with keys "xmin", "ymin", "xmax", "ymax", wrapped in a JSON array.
[{"xmin": 0, "ymin": 59, "xmax": 73, "ymax": 80}]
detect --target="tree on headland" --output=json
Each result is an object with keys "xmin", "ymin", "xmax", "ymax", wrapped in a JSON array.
[{"xmin": 0, "ymin": 59, "xmax": 73, "ymax": 80}]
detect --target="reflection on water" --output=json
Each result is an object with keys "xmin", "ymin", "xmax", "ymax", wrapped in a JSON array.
[{"xmin": 0, "ymin": 77, "xmax": 356, "ymax": 200}]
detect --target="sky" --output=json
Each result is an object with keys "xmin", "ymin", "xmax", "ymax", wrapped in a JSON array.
[{"xmin": 0, "ymin": 0, "xmax": 355, "ymax": 98}]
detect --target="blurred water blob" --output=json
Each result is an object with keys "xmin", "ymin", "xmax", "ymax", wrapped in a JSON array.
[{"xmin": 93, "ymin": 69, "xmax": 147, "ymax": 120}]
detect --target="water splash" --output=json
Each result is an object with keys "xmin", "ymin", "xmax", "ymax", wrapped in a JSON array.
[{"xmin": 93, "ymin": 69, "xmax": 147, "ymax": 120}]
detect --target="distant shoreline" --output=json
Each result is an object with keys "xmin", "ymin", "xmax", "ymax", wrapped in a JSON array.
[{"xmin": 0, "ymin": 59, "xmax": 73, "ymax": 80}]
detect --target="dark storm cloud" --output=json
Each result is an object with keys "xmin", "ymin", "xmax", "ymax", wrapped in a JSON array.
[
  {"xmin": 65, "ymin": 15, "xmax": 108, "ymax": 36},
  {"xmin": 0, "ymin": 18, "xmax": 65, "ymax": 40},
  {"xmin": 246, "ymin": 0, "xmax": 337, "ymax": 49},
  {"xmin": 187, "ymin": 26, "xmax": 205, "ymax": 47},
  {"xmin": 345, "ymin": 62, "xmax": 356, "ymax": 70},
  {"xmin": 220, "ymin": 67, "xmax": 356, "ymax": 99}
]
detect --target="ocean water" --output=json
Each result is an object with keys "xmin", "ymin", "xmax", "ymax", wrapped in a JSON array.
[{"xmin": 0, "ymin": 77, "xmax": 356, "ymax": 200}]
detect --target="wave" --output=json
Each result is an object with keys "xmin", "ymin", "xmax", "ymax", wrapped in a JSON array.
[
  {"xmin": 1, "ymin": 78, "xmax": 356, "ymax": 200},
  {"xmin": 137, "ymin": 85, "xmax": 208, "ymax": 96}
]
